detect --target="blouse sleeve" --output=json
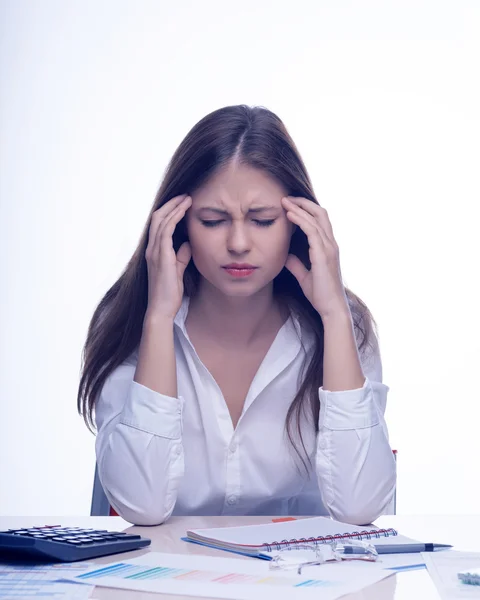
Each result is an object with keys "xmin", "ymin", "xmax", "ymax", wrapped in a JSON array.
[
  {"xmin": 314, "ymin": 342, "xmax": 396, "ymax": 525},
  {"xmin": 95, "ymin": 358, "xmax": 185, "ymax": 525}
]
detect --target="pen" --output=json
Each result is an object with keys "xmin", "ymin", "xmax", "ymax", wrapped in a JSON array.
[{"xmin": 342, "ymin": 543, "xmax": 452, "ymax": 555}]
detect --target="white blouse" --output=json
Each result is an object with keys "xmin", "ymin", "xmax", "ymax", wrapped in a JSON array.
[{"xmin": 95, "ymin": 297, "xmax": 396, "ymax": 526}]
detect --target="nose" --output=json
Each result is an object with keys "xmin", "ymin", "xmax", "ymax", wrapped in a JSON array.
[{"xmin": 226, "ymin": 221, "xmax": 251, "ymax": 255}]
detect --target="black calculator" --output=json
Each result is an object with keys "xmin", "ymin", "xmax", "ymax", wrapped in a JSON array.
[{"xmin": 0, "ymin": 525, "xmax": 151, "ymax": 562}]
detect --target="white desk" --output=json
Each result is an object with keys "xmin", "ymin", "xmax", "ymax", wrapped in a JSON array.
[{"xmin": 2, "ymin": 514, "xmax": 480, "ymax": 599}]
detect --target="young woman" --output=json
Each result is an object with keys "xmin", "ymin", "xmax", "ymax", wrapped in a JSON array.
[{"xmin": 78, "ymin": 105, "xmax": 396, "ymax": 526}]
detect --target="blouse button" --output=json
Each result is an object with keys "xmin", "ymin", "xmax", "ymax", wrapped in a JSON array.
[{"xmin": 227, "ymin": 495, "xmax": 237, "ymax": 505}]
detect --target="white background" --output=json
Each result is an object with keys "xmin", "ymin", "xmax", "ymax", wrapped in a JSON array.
[{"xmin": 1, "ymin": 0, "xmax": 479, "ymax": 517}]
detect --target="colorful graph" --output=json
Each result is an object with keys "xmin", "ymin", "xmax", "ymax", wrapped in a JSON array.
[{"xmin": 77, "ymin": 561, "xmax": 331, "ymax": 588}]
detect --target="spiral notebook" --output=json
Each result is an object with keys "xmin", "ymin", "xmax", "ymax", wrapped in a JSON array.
[{"xmin": 185, "ymin": 516, "xmax": 420, "ymax": 558}]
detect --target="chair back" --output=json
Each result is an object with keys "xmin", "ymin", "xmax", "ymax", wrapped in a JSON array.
[
  {"xmin": 91, "ymin": 464, "xmax": 117, "ymax": 516},
  {"xmin": 384, "ymin": 449, "xmax": 398, "ymax": 515}
]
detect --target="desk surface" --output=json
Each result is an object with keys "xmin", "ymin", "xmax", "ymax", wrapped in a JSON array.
[{"xmin": 2, "ymin": 514, "xmax": 480, "ymax": 600}]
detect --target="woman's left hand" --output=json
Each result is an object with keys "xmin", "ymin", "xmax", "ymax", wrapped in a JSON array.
[{"xmin": 281, "ymin": 196, "xmax": 349, "ymax": 319}]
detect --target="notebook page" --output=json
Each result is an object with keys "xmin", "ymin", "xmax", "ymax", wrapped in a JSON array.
[
  {"xmin": 373, "ymin": 533, "xmax": 422, "ymax": 546},
  {"xmin": 188, "ymin": 516, "xmax": 386, "ymax": 546}
]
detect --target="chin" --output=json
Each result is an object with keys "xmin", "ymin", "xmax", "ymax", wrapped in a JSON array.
[
  {"xmin": 200, "ymin": 274, "xmax": 271, "ymax": 299},
  {"xmin": 221, "ymin": 287, "xmax": 262, "ymax": 298},
  {"xmin": 215, "ymin": 282, "xmax": 263, "ymax": 298}
]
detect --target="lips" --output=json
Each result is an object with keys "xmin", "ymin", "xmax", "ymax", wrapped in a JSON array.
[
  {"xmin": 222, "ymin": 264, "xmax": 258, "ymax": 278},
  {"xmin": 223, "ymin": 264, "xmax": 257, "ymax": 270}
]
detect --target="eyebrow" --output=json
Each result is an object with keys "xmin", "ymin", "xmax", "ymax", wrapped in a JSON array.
[{"xmin": 196, "ymin": 205, "xmax": 279, "ymax": 215}]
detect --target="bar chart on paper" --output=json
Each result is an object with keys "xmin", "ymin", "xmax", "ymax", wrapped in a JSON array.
[
  {"xmin": 67, "ymin": 551, "xmax": 393, "ymax": 600},
  {"xmin": 77, "ymin": 560, "xmax": 328, "ymax": 587},
  {"xmin": 0, "ymin": 562, "xmax": 94, "ymax": 599}
]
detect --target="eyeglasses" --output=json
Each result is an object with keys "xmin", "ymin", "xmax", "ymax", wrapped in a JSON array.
[{"xmin": 268, "ymin": 538, "xmax": 378, "ymax": 575}]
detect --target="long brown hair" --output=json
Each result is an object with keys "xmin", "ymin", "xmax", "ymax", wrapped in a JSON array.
[{"xmin": 77, "ymin": 104, "xmax": 377, "ymax": 469}]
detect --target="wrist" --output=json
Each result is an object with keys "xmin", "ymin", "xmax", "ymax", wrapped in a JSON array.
[
  {"xmin": 143, "ymin": 310, "xmax": 176, "ymax": 330},
  {"xmin": 318, "ymin": 304, "xmax": 352, "ymax": 326}
]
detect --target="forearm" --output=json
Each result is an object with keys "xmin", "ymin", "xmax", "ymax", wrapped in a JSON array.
[
  {"xmin": 97, "ymin": 417, "xmax": 184, "ymax": 526},
  {"xmin": 322, "ymin": 309, "xmax": 365, "ymax": 392},
  {"xmin": 315, "ymin": 378, "xmax": 396, "ymax": 524},
  {"xmin": 316, "ymin": 414, "xmax": 396, "ymax": 525},
  {"xmin": 134, "ymin": 311, "xmax": 177, "ymax": 397},
  {"xmin": 96, "ymin": 313, "xmax": 183, "ymax": 525},
  {"xmin": 96, "ymin": 364, "xmax": 185, "ymax": 526}
]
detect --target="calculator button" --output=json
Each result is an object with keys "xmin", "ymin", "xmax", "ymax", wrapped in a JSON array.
[
  {"xmin": 63, "ymin": 539, "xmax": 83, "ymax": 544},
  {"xmin": 115, "ymin": 534, "xmax": 141, "ymax": 540}
]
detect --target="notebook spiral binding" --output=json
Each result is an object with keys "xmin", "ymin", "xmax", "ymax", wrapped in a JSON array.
[{"xmin": 262, "ymin": 528, "xmax": 398, "ymax": 551}]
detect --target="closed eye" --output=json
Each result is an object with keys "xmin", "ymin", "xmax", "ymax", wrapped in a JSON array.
[
  {"xmin": 253, "ymin": 219, "xmax": 276, "ymax": 227},
  {"xmin": 200, "ymin": 220, "xmax": 225, "ymax": 227},
  {"xmin": 200, "ymin": 219, "xmax": 277, "ymax": 228}
]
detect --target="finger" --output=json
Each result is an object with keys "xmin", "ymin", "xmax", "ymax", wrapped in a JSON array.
[
  {"xmin": 283, "ymin": 197, "xmax": 335, "ymax": 242},
  {"xmin": 146, "ymin": 195, "xmax": 190, "ymax": 255},
  {"xmin": 156, "ymin": 201, "xmax": 191, "ymax": 254},
  {"xmin": 154, "ymin": 194, "xmax": 190, "ymax": 220},
  {"xmin": 157, "ymin": 195, "xmax": 191, "ymax": 231},
  {"xmin": 150, "ymin": 201, "xmax": 190, "ymax": 261},
  {"xmin": 176, "ymin": 241, "xmax": 192, "ymax": 278},
  {"xmin": 285, "ymin": 253, "xmax": 309, "ymax": 284},
  {"xmin": 284, "ymin": 207, "xmax": 326, "ymax": 253},
  {"xmin": 283, "ymin": 199, "xmax": 323, "ymax": 235}
]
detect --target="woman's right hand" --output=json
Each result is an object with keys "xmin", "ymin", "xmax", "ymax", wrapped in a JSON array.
[{"xmin": 144, "ymin": 193, "xmax": 192, "ymax": 320}]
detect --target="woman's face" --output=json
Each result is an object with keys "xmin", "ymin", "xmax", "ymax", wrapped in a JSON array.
[{"xmin": 185, "ymin": 163, "xmax": 295, "ymax": 297}]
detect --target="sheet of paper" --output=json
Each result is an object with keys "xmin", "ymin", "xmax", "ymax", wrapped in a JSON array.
[
  {"xmin": 0, "ymin": 561, "xmax": 95, "ymax": 599},
  {"xmin": 379, "ymin": 552, "xmax": 426, "ymax": 571},
  {"xmin": 66, "ymin": 551, "xmax": 394, "ymax": 600},
  {"xmin": 422, "ymin": 551, "xmax": 480, "ymax": 599}
]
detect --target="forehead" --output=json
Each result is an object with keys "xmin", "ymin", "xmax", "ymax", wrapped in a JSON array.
[{"xmin": 192, "ymin": 163, "xmax": 286, "ymax": 209}]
